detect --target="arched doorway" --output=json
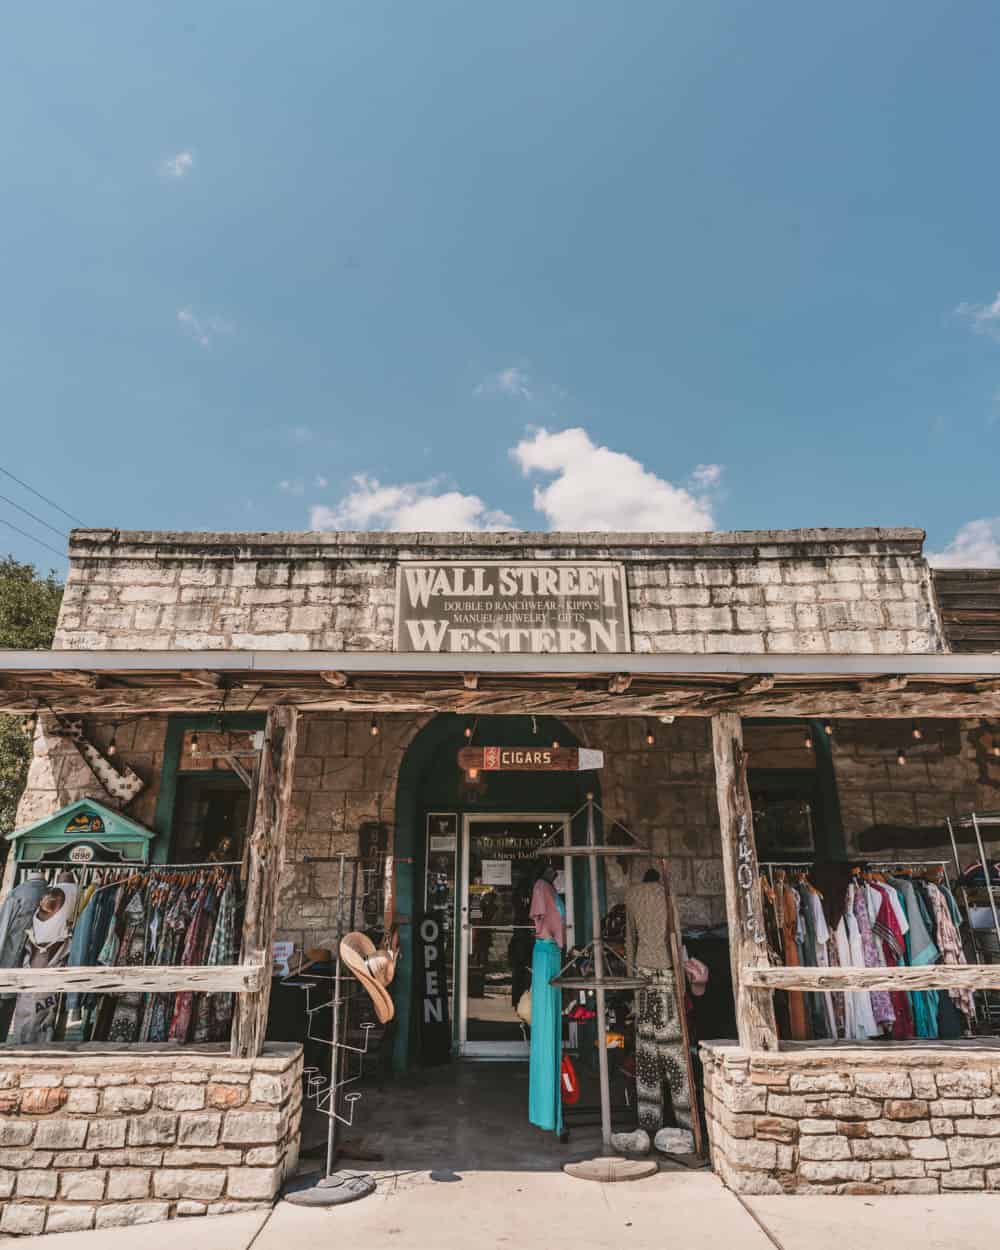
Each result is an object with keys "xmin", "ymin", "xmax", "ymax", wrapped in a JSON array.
[{"xmin": 392, "ymin": 713, "xmax": 602, "ymax": 1070}]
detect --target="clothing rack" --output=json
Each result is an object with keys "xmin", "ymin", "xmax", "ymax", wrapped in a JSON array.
[
  {"xmin": 284, "ymin": 850, "xmax": 408, "ymax": 1186},
  {"xmin": 946, "ymin": 812, "xmax": 1000, "ymax": 1030}
]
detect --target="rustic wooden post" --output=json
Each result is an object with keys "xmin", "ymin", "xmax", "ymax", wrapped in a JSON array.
[
  {"xmin": 231, "ymin": 704, "xmax": 299, "ymax": 1058},
  {"xmin": 711, "ymin": 712, "xmax": 779, "ymax": 1052}
]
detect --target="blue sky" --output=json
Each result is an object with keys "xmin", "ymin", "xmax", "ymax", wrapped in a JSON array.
[{"xmin": 2, "ymin": 0, "xmax": 999, "ymax": 573}]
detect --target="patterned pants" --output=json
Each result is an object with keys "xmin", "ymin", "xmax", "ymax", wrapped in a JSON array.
[{"xmin": 635, "ymin": 967, "xmax": 693, "ymax": 1133}]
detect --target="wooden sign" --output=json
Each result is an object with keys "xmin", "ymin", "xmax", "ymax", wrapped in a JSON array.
[
  {"xmin": 458, "ymin": 746, "xmax": 604, "ymax": 773},
  {"xmin": 395, "ymin": 560, "xmax": 630, "ymax": 654}
]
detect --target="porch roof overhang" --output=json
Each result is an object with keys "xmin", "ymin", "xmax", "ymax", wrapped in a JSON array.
[{"xmin": 1, "ymin": 649, "xmax": 998, "ymax": 719}]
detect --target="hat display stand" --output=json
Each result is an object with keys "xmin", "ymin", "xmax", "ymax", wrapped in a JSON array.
[
  {"xmin": 539, "ymin": 796, "xmax": 701, "ymax": 1183},
  {"xmin": 282, "ymin": 851, "xmax": 393, "ymax": 1208}
]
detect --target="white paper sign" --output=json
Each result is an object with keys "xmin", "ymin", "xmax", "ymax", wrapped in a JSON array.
[
  {"xmin": 481, "ymin": 860, "xmax": 512, "ymax": 886},
  {"xmin": 272, "ymin": 940, "xmax": 294, "ymax": 978},
  {"xmin": 429, "ymin": 835, "xmax": 457, "ymax": 852}
]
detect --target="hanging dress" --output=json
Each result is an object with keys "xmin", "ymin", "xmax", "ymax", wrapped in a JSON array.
[
  {"xmin": 872, "ymin": 883, "xmax": 914, "ymax": 1040},
  {"xmin": 528, "ymin": 880, "xmax": 565, "ymax": 1135},
  {"xmin": 778, "ymin": 881, "xmax": 810, "ymax": 1040}
]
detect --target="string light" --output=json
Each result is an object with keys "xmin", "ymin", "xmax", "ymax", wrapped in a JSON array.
[
  {"xmin": 552, "ymin": 739, "xmax": 560, "ymax": 750},
  {"xmin": 369, "ymin": 716, "xmax": 380, "ymax": 737},
  {"xmin": 992, "ymin": 743, "xmax": 1000, "ymax": 759},
  {"xmin": 467, "ymin": 766, "xmax": 480, "ymax": 782},
  {"xmin": 823, "ymin": 721, "xmax": 834, "ymax": 736},
  {"xmin": 190, "ymin": 731, "xmax": 200, "ymax": 757},
  {"xmin": 896, "ymin": 748, "xmax": 907, "ymax": 767},
  {"xmin": 464, "ymin": 724, "xmax": 473, "ymax": 740},
  {"xmin": 107, "ymin": 727, "xmax": 118, "ymax": 758},
  {"xmin": 912, "ymin": 723, "xmax": 923, "ymax": 741},
  {"xmin": 804, "ymin": 730, "xmax": 814, "ymax": 750},
  {"xmin": 645, "ymin": 722, "xmax": 656, "ymax": 747}
]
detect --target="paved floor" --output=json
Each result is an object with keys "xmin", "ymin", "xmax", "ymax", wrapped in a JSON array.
[{"xmin": 14, "ymin": 1174, "xmax": 1000, "ymax": 1250}]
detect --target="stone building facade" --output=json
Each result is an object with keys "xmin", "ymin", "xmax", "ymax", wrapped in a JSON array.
[{"xmin": 3, "ymin": 523, "xmax": 999, "ymax": 1220}]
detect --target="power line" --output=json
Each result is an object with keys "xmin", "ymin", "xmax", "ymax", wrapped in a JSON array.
[
  {"xmin": 0, "ymin": 493, "xmax": 67, "ymax": 539},
  {"xmin": 0, "ymin": 465, "xmax": 86, "ymax": 527},
  {"xmin": 0, "ymin": 514, "xmax": 67, "ymax": 561}
]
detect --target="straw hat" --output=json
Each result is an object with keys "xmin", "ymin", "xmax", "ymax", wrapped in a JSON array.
[{"xmin": 339, "ymin": 932, "xmax": 395, "ymax": 1024}]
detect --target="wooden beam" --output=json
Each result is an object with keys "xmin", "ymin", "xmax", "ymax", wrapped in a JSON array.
[
  {"xmin": 743, "ymin": 965, "xmax": 1000, "ymax": 993},
  {"xmin": 462, "ymin": 672, "xmax": 479, "ymax": 691},
  {"xmin": 231, "ymin": 704, "xmax": 299, "ymax": 1058},
  {"xmin": 179, "ymin": 670, "xmax": 224, "ymax": 689},
  {"xmin": 320, "ymin": 671, "xmax": 349, "ymax": 688},
  {"xmin": 0, "ymin": 964, "xmax": 264, "ymax": 995},
  {"xmin": 858, "ymin": 674, "xmax": 908, "ymax": 694},
  {"xmin": 736, "ymin": 674, "xmax": 775, "ymax": 696},
  {"xmin": 711, "ymin": 712, "xmax": 779, "ymax": 1052}
]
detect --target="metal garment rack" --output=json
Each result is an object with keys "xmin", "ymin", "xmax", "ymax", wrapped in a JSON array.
[
  {"xmin": 946, "ymin": 812, "xmax": 1000, "ymax": 1029},
  {"xmin": 287, "ymin": 851, "xmax": 411, "ymax": 1181},
  {"xmin": 535, "ymin": 796, "xmax": 702, "ymax": 1166}
]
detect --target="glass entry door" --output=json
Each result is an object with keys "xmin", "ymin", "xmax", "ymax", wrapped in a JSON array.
[{"xmin": 458, "ymin": 813, "xmax": 573, "ymax": 1058}]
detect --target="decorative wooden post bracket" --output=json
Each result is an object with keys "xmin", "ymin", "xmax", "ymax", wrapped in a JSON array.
[
  {"xmin": 711, "ymin": 712, "xmax": 779, "ymax": 1053},
  {"xmin": 231, "ymin": 704, "xmax": 299, "ymax": 1058}
]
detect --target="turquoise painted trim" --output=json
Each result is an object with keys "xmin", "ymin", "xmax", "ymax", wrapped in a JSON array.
[
  {"xmin": 152, "ymin": 713, "xmax": 265, "ymax": 864},
  {"xmin": 6, "ymin": 798, "xmax": 156, "ymax": 864}
]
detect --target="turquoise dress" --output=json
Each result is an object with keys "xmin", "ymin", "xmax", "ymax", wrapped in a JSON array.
[{"xmin": 529, "ymin": 893, "xmax": 565, "ymax": 1135}]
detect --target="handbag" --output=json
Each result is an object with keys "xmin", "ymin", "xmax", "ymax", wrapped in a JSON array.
[{"xmin": 516, "ymin": 989, "xmax": 532, "ymax": 1026}]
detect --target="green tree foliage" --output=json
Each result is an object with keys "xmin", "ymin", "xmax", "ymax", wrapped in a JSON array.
[{"xmin": 0, "ymin": 557, "xmax": 63, "ymax": 835}]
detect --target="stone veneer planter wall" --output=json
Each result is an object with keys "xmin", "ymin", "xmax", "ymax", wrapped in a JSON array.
[
  {"xmin": 701, "ymin": 1040, "xmax": 1000, "ymax": 1195},
  {"xmin": 0, "ymin": 1042, "xmax": 301, "ymax": 1237}
]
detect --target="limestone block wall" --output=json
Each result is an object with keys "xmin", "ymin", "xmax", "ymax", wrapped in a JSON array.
[
  {"xmin": 54, "ymin": 527, "xmax": 943, "ymax": 656},
  {"xmin": 0, "ymin": 1043, "xmax": 301, "ymax": 1236},
  {"xmin": 702, "ymin": 1041, "xmax": 1000, "ymax": 1195},
  {"xmin": 271, "ymin": 712, "xmax": 727, "ymax": 950},
  {"xmin": 831, "ymin": 719, "xmax": 1000, "ymax": 860},
  {"xmin": 15, "ymin": 715, "xmax": 169, "ymax": 832}
]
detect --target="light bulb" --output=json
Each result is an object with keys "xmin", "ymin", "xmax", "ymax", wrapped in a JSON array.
[
  {"xmin": 370, "ymin": 717, "xmax": 379, "ymax": 737},
  {"xmin": 107, "ymin": 737, "xmax": 118, "ymax": 758},
  {"xmin": 464, "ymin": 724, "xmax": 473, "ymax": 739},
  {"xmin": 190, "ymin": 731, "xmax": 200, "ymax": 756},
  {"xmin": 823, "ymin": 721, "xmax": 834, "ymax": 736},
  {"xmin": 467, "ymin": 767, "xmax": 479, "ymax": 782},
  {"xmin": 993, "ymin": 744, "xmax": 1000, "ymax": 759},
  {"xmin": 552, "ymin": 740, "xmax": 560, "ymax": 750},
  {"xmin": 644, "ymin": 723, "xmax": 655, "ymax": 746},
  {"xmin": 912, "ymin": 724, "xmax": 923, "ymax": 741},
  {"xmin": 896, "ymin": 749, "xmax": 907, "ymax": 767},
  {"xmin": 804, "ymin": 733, "xmax": 814, "ymax": 750}
]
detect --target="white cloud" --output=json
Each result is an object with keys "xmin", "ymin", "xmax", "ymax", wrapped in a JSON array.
[
  {"xmin": 690, "ymin": 463, "xmax": 723, "ymax": 489},
  {"xmin": 310, "ymin": 474, "xmax": 513, "ymax": 532},
  {"xmin": 177, "ymin": 307, "xmax": 233, "ymax": 349},
  {"xmin": 956, "ymin": 292, "xmax": 1000, "ymax": 342},
  {"xmin": 511, "ymin": 427, "xmax": 717, "ymax": 531},
  {"xmin": 160, "ymin": 151, "xmax": 194, "ymax": 179},
  {"xmin": 928, "ymin": 518, "xmax": 1000, "ymax": 569},
  {"xmin": 278, "ymin": 479, "xmax": 304, "ymax": 496},
  {"xmin": 475, "ymin": 367, "xmax": 533, "ymax": 400}
]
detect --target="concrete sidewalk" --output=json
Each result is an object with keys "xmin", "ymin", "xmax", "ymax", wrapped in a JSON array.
[{"xmin": 8, "ymin": 1170, "xmax": 1000, "ymax": 1249}]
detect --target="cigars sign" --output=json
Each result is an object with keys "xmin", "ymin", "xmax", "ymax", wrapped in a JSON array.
[{"xmin": 394, "ymin": 561, "xmax": 631, "ymax": 654}]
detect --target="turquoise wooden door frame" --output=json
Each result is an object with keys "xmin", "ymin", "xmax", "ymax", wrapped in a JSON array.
[{"xmin": 152, "ymin": 713, "xmax": 266, "ymax": 863}]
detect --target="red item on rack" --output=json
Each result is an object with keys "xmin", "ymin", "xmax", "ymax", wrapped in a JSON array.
[{"xmin": 561, "ymin": 1055, "xmax": 580, "ymax": 1104}]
